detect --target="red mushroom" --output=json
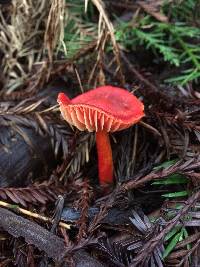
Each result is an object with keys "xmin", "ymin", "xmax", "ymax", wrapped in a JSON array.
[{"xmin": 57, "ymin": 85, "xmax": 144, "ymax": 186}]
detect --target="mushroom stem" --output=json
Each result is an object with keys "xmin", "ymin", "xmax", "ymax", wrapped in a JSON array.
[{"xmin": 95, "ymin": 131, "xmax": 113, "ymax": 185}]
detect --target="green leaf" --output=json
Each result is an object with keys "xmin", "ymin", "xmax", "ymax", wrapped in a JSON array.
[
  {"xmin": 183, "ymin": 228, "xmax": 191, "ymax": 251},
  {"xmin": 162, "ymin": 191, "xmax": 188, "ymax": 198},
  {"xmin": 153, "ymin": 159, "xmax": 178, "ymax": 171},
  {"xmin": 163, "ymin": 228, "xmax": 184, "ymax": 259},
  {"xmin": 152, "ymin": 174, "xmax": 187, "ymax": 185},
  {"xmin": 165, "ymin": 226, "xmax": 181, "ymax": 241}
]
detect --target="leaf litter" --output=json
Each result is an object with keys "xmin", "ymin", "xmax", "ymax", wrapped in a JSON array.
[{"xmin": 0, "ymin": 0, "xmax": 200, "ymax": 267}]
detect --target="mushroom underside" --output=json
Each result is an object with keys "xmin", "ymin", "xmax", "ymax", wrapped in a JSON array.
[{"xmin": 60, "ymin": 105, "xmax": 141, "ymax": 132}]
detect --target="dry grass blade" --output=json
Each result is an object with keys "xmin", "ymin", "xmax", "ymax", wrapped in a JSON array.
[
  {"xmin": 44, "ymin": 0, "xmax": 65, "ymax": 63},
  {"xmin": 90, "ymin": 0, "xmax": 125, "ymax": 85},
  {"xmin": 0, "ymin": 0, "xmax": 51, "ymax": 92}
]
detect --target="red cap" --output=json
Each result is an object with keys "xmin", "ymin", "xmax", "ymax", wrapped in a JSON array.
[{"xmin": 57, "ymin": 85, "xmax": 144, "ymax": 132}]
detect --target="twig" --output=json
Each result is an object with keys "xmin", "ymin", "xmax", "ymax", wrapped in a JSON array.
[
  {"xmin": 0, "ymin": 200, "xmax": 71, "ymax": 230},
  {"xmin": 123, "ymin": 159, "xmax": 200, "ymax": 191},
  {"xmin": 139, "ymin": 121, "xmax": 161, "ymax": 137},
  {"xmin": 121, "ymin": 51, "xmax": 177, "ymax": 111},
  {"xmin": 177, "ymin": 238, "xmax": 200, "ymax": 266},
  {"xmin": 121, "ymin": 51, "xmax": 158, "ymax": 92}
]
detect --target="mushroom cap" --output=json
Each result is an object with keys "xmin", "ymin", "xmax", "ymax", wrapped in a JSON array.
[{"xmin": 57, "ymin": 85, "xmax": 144, "ymax": 132}]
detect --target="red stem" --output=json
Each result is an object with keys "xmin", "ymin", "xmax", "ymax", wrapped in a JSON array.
[{"xmin": 95, "ymin": 131, "xmax": 113, "ymax": 185}]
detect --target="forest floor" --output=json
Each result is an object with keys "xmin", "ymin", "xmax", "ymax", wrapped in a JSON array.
[{"xmin": 0, "ymin": 1, "xmax": 200, "ymax": 266}]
